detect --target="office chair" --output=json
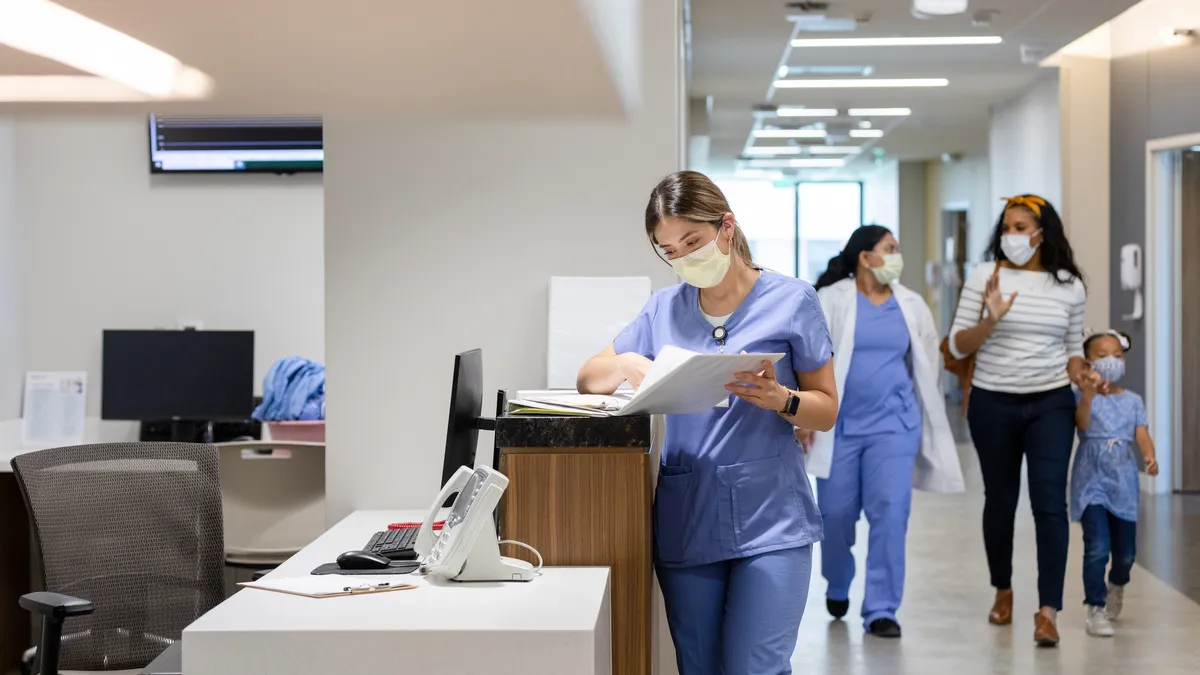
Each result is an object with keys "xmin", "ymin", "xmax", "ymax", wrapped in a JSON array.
[{"xmin": 12, "ymin": 443, "xmax": 224, "ymax": 675}]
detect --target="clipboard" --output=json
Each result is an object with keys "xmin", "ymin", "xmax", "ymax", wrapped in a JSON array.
[{"xmin": 238, "ymin": 575, "xmax": 418, "ymax": 599}]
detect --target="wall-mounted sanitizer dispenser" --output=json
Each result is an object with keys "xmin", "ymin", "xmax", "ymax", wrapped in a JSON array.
[{"xmin": 1121, "ymin": 243, "xmax": 1143, "ymax": 321}]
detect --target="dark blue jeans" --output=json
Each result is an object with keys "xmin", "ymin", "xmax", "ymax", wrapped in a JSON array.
[
  {"xmin": 967, "ymin": 386, "xmax": 1075, "ymax": 610},
  {"xmin": 1080, "ymin": 504, "xmax": 1136, "ymax": 607}
]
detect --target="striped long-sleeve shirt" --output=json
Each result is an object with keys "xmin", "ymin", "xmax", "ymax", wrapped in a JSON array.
[{"xmin": 949, "ymin": 262, "xmax": 1086, "ymax": 394}]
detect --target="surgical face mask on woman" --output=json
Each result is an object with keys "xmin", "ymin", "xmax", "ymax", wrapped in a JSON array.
[
  {"xmin": 869, "ymin": 253, "xmax": 904, "ymax": 286},
  {"xmin": 1001, "ymin": 230, "xmax": 1041, "ymax": 266},
  {"xmin": 670, "ymin": 234, "xmax": 731, "ymax": 288},
  {"xmin": 1091, "ymin": 355, "xmax": 1125, "ymax": 383}
]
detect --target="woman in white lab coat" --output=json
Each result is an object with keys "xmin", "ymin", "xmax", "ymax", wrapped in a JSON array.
[{"xmin": 799, "ymin": 225, "xmax": 964, "ymax": 638}]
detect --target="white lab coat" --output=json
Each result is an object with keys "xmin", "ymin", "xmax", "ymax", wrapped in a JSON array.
[{"xmin": 808, "ymin": 279, "xmax": 966, "ymax": 493}]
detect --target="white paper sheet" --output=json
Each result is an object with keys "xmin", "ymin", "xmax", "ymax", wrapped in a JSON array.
[
  {"xmin": 21, "ymin": 371, "xmax": 87, "ymax": 448},
  {"xmin": 619, "ymin": 347, "xmax": 785, "ymax": 416},
  {"xmin": 547, "ymin": 277, "xmax": 651, "ymax": 389}
]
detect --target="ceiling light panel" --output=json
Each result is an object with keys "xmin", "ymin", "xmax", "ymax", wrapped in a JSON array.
[
  {"xmin": 754, "ymin": 129, "xmax": 829, "ymax": 139},
  {"xmin": 0, "ymin": 0, "xmax": 213, "ymax": 99},
  {"xmin": 850, "ymin": 129, "xmax": 885, "ymax": 138},
  {"xmin": 776, "ymin": 107, "xmax": 839, "ymax": 117},
  {"xmin": 806, "ymin": 146, "xmax": 863, "ymax": 154},
  {"xmin": 743, "ymin": 146, "xmax": 806, "ymax": 155},
  {"xmin": 745, "ymin": 158, "xmax": 846, "ymax": 168},
  {"xmin": 775, "ymin": 78, "xmax": 949, "ymax": 89},
  {"xmin": 791, "ymin": 36, "xmax": 1001, "ymax": 48},
  {"xmin": 849, "ymin": 108, "xmax": 912, "ymax": 116}
]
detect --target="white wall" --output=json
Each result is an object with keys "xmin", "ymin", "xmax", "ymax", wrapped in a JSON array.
[
  {"xmin": 0, "ymin": 118, "xmax": 19, "ymax": 426},
  {"xmin": 323, "ymin": 0, "xmax": 682, "ymax": 521},
  {"xmin": 862, "ymin": 160, "xmax": 900, "ymax": 231},
  {"xmin": 14, "ymin": 116, "xmax": 325, "ymax": 440},
  {"xmin": 989, "ymin": 75, "xmax": 1063, "ymax": 213},
  {"xmin": 937, "ymin": 155, "xmax": 994, "ymax": 263},
  {"xmin": 1059, "ymin": 55, "xmax": 1111, "ymax": 332}
]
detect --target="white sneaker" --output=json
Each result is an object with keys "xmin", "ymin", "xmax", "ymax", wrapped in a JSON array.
[
  {"xmin": 1087, "ymin": 605, "xmax": 1115, "ymax": 637},
  {"xmin": 1107, "ymin": 583, "xmax": 1125, "ymax": 620}
]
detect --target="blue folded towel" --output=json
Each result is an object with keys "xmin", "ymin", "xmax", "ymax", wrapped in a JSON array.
[{"xmin": 253, "ymin": 356, "xmax": 326, "ymax": 421}]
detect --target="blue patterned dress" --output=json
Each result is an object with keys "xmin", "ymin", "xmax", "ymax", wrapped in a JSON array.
[{"xmin": 1070, "ymin": 390, "xmax": 1146, "ymax": 523}]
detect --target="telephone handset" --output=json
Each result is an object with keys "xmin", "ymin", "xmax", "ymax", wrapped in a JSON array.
[{"xmin": 414, "ymin": 466, "xmax": 537, "ymax": 582}]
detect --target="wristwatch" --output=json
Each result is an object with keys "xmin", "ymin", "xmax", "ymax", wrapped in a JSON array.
[{"xmin": 777, "ymin": 390, "xmax": 800, "ymax": 418}]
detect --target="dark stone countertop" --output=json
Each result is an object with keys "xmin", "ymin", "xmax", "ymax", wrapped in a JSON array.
[{"xmin": 494, "ymin": 414, "xmax": 652, "ymax": 449}]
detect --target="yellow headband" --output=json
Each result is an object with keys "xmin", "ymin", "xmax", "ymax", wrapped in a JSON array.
[{"xmin": 1001, "ymin": 195, "xmax": 1046, "ymax": 218}]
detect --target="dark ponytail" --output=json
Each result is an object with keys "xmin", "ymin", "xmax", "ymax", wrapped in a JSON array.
[{"xmin": 813, "ymin": 224, "xmax": 892, "ymax": 291}]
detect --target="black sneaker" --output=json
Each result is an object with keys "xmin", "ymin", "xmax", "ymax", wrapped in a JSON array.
[
  {"xmin": 869, "ymin": 618, "xmax": 902, "ymax": 638},
  {"xmin": 827, "ymin": 598, "xmax": 850, "ymax": 619}
]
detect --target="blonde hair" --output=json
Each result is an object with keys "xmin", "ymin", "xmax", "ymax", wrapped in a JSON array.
[{"xmin": 644, "ymin": 171, "xmax": 754, "ymax": 267}]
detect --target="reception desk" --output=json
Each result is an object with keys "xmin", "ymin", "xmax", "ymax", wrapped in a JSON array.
[{"xmin": 494, "ymin": 408, "xmax": 655, "ymax": 675}]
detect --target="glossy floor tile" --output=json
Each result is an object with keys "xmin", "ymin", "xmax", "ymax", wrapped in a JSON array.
[{"xmin": 793, "ymin": 443, "xmax": 1200, "ymax": 674}]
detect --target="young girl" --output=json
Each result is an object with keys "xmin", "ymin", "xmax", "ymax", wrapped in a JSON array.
[{"xmin": 1073, "ymin": 329, "xmax": 1159, "ymax": 638}]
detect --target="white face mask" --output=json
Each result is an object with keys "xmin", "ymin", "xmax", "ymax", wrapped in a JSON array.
[
  {"xmin": 670, "ymin": 236, "xmax": 732, "ymax": 288},
  {"xmin": 869, "ymin": 253, "xmax": 904, "ymax": 286},
  {"xmin": 1001, "ymin": 231, "xmax": 1041, "ymax": 266}
]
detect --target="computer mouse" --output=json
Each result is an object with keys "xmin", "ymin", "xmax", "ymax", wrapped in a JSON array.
[{"xmin": 336, "ymin": 550, "xmax": 392, "ymax": 570}]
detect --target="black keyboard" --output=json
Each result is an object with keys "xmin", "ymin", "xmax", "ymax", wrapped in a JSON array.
[{"xmin": 365, "ymin": 527, "xmax": 419, "ymax": 560}]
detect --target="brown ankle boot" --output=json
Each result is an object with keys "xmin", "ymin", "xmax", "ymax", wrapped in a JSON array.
[{"xmin": 988, "ymin": 589, "xmax": 1013, "ymax": 625}]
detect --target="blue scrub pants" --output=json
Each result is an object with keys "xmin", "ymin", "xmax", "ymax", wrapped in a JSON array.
[
  {"xmin": 816, "ymin": 426, "xmax": 920, "ymax": 626},
  {"xmin": 656, "ymin": 545, "xmax": 812, "ymax": 675}
]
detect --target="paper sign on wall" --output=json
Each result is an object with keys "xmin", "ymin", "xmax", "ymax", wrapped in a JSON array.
[
  {"xmin": 547, "ymin": 277, "xmax": 652, "ymax": 390},
  {"xmin": 22, "ymin": 371, "xmax": 87, "ymax": 448}
]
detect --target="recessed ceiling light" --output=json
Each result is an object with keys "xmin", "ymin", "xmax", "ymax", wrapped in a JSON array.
[
  {"xmin": 913, "ymin": 0, "xmax": 970, "ymax": 16},
  {"xmin": 849, "ymin": 108, "xmax": 913, "ymax": 116},
  {"xmin": 859, "ymin": 121, "xmax": 873, "ymax": 129},
  {"xmin": 743, "ymin": 146, "xmax": 806, "ymax": 156},
  {"xmin": 775, "ymin": 107, "xmax": 839, "ymax": 117},
  {"xmin": 0, "ymin": 0, "xmax": 213, "ymax": 99},
  {"xmin": 850, "ymin": 129, "xmax": 885, "ymax": 138},
  {"xmin": 791, "ymin": 36, "xmax": 1001, "ymax": 48},
  {"xmin": 775, "ymin": 78, "xmax": 949, "ymax": 89},
  {"xmin": 754, "ymin": 129, "xmax": 829, "ymax": 139},
  {"xmin": 745, "ymin": 158, "xmax": 846, "ymax": 168},
  {"xmin": 807, "ymin": 146, "xmax": 864, "ymax": 155}
]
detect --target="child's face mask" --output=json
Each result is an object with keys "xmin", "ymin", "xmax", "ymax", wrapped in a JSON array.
[{"xmin": 1091, "ymin": 355, "xmax": 1125, "ymax": 383}]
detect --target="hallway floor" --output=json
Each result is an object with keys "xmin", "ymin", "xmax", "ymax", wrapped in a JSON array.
[{"xmin": 792, "ymin": 442, "xmax": 1200, "ymax": 673}]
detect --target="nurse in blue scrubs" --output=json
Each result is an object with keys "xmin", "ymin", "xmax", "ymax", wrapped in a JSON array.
[
  {"xmin": 578, "ymin": 171, "xmax": 839, "ymax": 675},
  {"xmin": 803, "ymin": 225, "xmax": 964, "ymax": 639}
]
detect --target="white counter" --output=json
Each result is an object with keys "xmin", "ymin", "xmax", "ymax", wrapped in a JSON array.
[{"xmin": 183, "ymin": 510, "xmax": 612, "ymax": 675}]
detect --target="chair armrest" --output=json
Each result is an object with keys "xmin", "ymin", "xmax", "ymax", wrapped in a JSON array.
[{"xmin": 19, "ymin": 592, "xmax": 94, "ymax": 620}]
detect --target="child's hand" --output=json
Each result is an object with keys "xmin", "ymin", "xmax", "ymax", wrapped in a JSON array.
[
  {"xmin": 1079, "ymin": 371, "xmax": 1100, "ymax": 397},
  {"xmin": 1144, "ymin": 453, "xmax": 1159, "ymax": 476}
]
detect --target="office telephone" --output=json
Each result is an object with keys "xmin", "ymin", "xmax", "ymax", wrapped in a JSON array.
[{"xmin": 414, "ymin": 466, "xmax": 539, "ymax": 582}]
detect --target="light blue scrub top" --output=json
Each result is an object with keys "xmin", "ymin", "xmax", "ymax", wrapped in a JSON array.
[
  {"xmin": 838, "ymin": 294, "xmax": 920, "ymax": 437},
  {"xmin": 613, "ymin": 271, "xmax": 833, "ymax": 568}
]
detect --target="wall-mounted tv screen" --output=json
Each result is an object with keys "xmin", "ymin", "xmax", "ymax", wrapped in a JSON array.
[{"xmin": 149, "ymin": 114, "xmax": 322, "ymax": 173}]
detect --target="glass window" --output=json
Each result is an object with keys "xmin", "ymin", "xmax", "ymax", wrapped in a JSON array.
[
  {"xmin": 797, "ymin": 182, "xmax": 862, "ymax": 284},
  {"xmin": 715, "ymin": 180, "xmax": 797, "ymax": 277}
]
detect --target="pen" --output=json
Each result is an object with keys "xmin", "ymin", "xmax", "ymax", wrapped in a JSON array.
[{"xmin": 344, "ymin": 582, "xmax": 393, "ymax": 592}]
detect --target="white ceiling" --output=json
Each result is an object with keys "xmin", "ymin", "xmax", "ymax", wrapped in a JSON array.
[
  {"xmin": 0, "ymin": 0, "xmax": 635, "ymax": 118},
  {"xmin": 688, "ymin": 0, "xmax": 1141, "ymax": 178}
]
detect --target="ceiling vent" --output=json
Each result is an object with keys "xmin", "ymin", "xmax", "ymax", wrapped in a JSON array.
[{"xmin": 785, "ymin": 2, "xmax": 832, "ymax": 12}]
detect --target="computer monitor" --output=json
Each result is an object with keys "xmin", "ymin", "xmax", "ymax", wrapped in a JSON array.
[
  {"xmin": 102, "ymin": 330, "xmax": 255, "ymax": 421},
  {"xmin": 441, "ymin": 349, "xmax": 496, "ymax": 506}
]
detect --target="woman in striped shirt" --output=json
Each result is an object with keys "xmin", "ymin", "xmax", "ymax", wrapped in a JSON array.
[{"xmin": 948, "ymin": 195, "xmax": 1095, "ymax": 648}]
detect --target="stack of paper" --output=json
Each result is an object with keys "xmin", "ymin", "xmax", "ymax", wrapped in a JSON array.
[{"xmin": 508, "ymin": 347, "xmax": 784, "ymax": 417}]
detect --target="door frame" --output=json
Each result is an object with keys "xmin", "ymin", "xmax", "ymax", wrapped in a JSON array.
[{"xmin": 1145, "ymin": 132, "xmax": 1200, "ymax": 494}]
